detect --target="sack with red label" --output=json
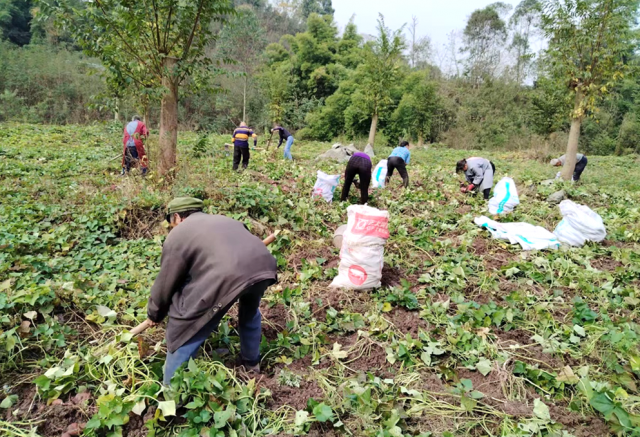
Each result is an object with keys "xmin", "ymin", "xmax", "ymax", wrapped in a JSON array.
[{"xmin": 330, "ymin": 205, "xmax": 390, "ymax": 290}]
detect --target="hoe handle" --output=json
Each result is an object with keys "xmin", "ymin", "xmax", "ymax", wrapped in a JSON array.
[{"xmin": 129, "ymin": 231, "xmax": 281, "ymax": 337}]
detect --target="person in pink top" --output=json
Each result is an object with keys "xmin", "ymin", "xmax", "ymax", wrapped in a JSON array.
[{"xmin": 121, "ymin": 116, "xmax": 149, "ymax": 175}]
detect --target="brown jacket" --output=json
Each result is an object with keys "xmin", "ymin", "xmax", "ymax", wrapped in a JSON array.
[{"xmin": 147, "ymin": 213, "xmax": 277, "ymax": 352}]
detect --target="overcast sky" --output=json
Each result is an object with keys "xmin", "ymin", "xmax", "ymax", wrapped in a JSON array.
[{"xmin": 333, "ymin": 0, "xmax": 521, "ymax": 50}]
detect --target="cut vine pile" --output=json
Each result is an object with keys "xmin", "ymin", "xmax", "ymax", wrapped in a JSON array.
[{"xmin": 1, "ymin": 123, "xmax": 640, "ymax": 437}]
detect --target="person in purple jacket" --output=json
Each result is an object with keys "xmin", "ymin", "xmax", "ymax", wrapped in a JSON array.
[{"xmin": 340, "ymin": 151, "xmax": 372, "ymax": 204}]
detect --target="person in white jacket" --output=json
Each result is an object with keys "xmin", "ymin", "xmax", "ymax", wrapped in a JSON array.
[
  {"xmin": 456, "ymin": 157, "xmax": 496, "ymax": 200},
  {"xmin": 551, "ymin": 153, "xmax": 588, "ymax": 182}
]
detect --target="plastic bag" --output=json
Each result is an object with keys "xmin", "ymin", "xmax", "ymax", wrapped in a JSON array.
[
  {"xmin": 553, "ymin": 200, "xmax": 606, "ymax": 246},
  {"xmin": 312, "ymin": 170, "xmax": 340, "ymax": 203},
  {"xmin": 372, "ymin": 159, "xmax": 388, "ymax": 189},
  {"xmin": 488, "ymin": 177, "xmax": 519, "ymax": 215},
  {"xmin": 474, "ymin": 216, "xmax": 560, "ymax": 251},
  {"xmin": 331, "ymin": 205, "xmax": 390, "ymax": 289}
]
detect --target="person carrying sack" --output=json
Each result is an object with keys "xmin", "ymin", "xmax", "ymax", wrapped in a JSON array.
[
  {"xmin": 340, "ymin": 152, "xmax": 372, "ymax": 204},
  {"xmin": 143, "ymin": 197, "xmax": 277, "ymax": 385},
  {"xmin": 550, "ymin": 153, "xmax": 588, "ymax": 182},
  {"xmin": 231, "ymin": 122, "xmax": 258, "ymax": 171},
  {"xmin": 121, "ymin": 116, "xmax": 149, "ymax": 175},
  {"xmin": 457, "ymin": 157, "xmax": 496, "ymax": 200},
  {"xmin": 386, "ymin": 140, "xmax": 411, "ymax": 187}
]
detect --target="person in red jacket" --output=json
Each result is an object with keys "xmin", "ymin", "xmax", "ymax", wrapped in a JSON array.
[{"xmin": 121, "ymin": 116, "xmax": 149, "ymax": 175}]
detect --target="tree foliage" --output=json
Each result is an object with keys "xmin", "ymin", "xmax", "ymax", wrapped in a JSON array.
[
  {"xmin": 0, "ymin": 0, "xmax": 32, "ymax": 45},
  {"xmin": 462, "ymin": 2, "xmax": 509, "ymax": 84}
]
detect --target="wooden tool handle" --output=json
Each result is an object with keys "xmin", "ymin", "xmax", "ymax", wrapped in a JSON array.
[
  {"xmin": 130, "ymin": 231, "xmax": 281, "ymax": 337},
  {"xmin": 130, "ymin": 319, "xmax": 152, "ymax": 336},
  {"xmin": 262, "ymin": 230, "xmax": 281, "ymax": 246}
]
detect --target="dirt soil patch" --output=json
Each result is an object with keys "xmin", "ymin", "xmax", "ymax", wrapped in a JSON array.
[
  {"xmin": 386, "ymin": 307, "xmax": 428, "ymax": 336},
  {"xmin": 590, "ymin": 257, "xmax": 623, "ymax": 272},
  {"xmin": 118, "ymin": 206, "xmax": 166, "ymax": 240}
]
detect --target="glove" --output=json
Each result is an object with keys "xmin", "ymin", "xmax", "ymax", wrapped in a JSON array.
[
  {"xmin": 460, "ymin": 187, "xmax": 467, "ymax": 193},
  {"xmin": 467, "ymin": 184, "xmax": 475, "ymax": 191}
]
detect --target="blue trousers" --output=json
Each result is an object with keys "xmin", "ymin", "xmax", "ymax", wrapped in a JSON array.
[
  {"xmin": 283, "ymin": 136, "xmax": 294, "ymax": 160},
  {"xmin": 163, "ymin": 279, "xmax": 271, "ymax": 385}
]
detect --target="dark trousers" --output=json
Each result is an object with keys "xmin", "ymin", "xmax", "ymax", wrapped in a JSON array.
[
  {"xmin": 573, "ymin": 156, "xmax": 587, "ymax": 181},
  {"xmin": 123, "ymin": 145, "xmax": 148, "ymax": 175},
  {"xmin": 341, "ymin": 156, "xmax": 372, "ymax": 204},
  {"xmin": 163, "ymin": 279, "xmax": 273, "ymax": 385},
  {"xmin": 386, "ymin": 156, "xmax": 409, "ymax": 187},
  {"xmin": 124, "ymin": 146, "xmax": 138, "ymax": 172},
  {"xmin": 233, "ymin": 146, "xmax": 250, "ymax": 170}
]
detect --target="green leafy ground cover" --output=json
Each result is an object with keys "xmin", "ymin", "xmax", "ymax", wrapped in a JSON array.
[{"xmin": 1, "ymin": 123, "xmax": 640, "ymax": 437}]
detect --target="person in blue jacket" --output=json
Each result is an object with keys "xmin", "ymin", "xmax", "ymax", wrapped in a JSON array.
[{"xmin": 386, "ymin": 141, "xmax": 411, "ymax": 187}]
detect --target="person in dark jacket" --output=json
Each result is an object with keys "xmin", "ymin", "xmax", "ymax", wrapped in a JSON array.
[
  {"xmin": 145, "ymin": 197, "xmax": 277, "ymax": 384},
  {"xmin": 456, "ymin": 157, "xmax": 496, "ymax": 200},
  {"xmin": 551, "ymin": 153, "xmax": 588, "ymax": 181},
  {"xmin": 271, "ymin": 124, "xmax": 294, "ymax": 160},
  {"xmin": 340, "ymin": 152, "xmax": 372, "ymax": 204},
  {"xmin": 232, "ymin": 122, "xmax": 258, "ymax": 170},
  {"xmin": 386, "ymin": 140, "xmax": 411, "ymax": 187}
]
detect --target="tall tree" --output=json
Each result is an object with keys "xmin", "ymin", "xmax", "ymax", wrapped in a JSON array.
[
  {"xmin": 408, "ymin": 16, "xmax": 432, "ymax": 69},
  {"xmin": 509, "ymin": 0, "xmax": 541, "ymax": 83},
  {"xmin": 41, "ymin": 0, "xmax": 234, "ymax": 176},
  {"xmin": 540, "ymin": 0, "xmax": 639, "ymax": 180},
  {"xmin": 462, "ymin": 3, "xmax": 509, "ymax": 84},
  {"xmin": 218, "ymin": 6, "xmax": 267, "ymax": 123},
  {"xmin": 300, "ymin": 0, "xmax": 333, "ymax": 19},
  {"xmin": 359, "ymin": 14, "xmax": 406, "ymax": 146},
  {"xmin": 390, "ymin": 71, "xmax": 440, "ymax": 146}
]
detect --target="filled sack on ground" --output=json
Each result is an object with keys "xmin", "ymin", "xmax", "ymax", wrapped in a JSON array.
[
  {"xmin": 553, "ymin": 200, "xmax": 606, "ymax": 246},
  {"xmin": 312, "ymin": 170, "xmax": 340, "ymax": 203},
  {"xmin": 488, "ymin": 177, "xmax": 519, "ymax": 215},
  {"xmin": 372, "ymin": 159, "xmax": 388, "ymax": 188},
  {"xmin": 474, "ymin": 216, "xmax": 560, "ymax": 251},
  {"xmin": 331, "ymin": 205, "xmax": 390, "ymax": 290}
]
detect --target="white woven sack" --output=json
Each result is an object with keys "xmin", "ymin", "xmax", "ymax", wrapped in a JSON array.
[
  {"xmin": 554, "ymin": 200, "xmax": 606, "ymax": 246},
  {"xmin": 331, "ymin": 205, "xmax": 390, "ymax": 289},
  {"xmin": 488, "ymin": 177, "xmax": 519, "ymax": 215},
  {"xmin": 312, "ymin": 170, "xmax": 340, "ymax": 203},
  {"xmin": 372, "ymin": 159, "xmax": 388, "ymax": 189}
]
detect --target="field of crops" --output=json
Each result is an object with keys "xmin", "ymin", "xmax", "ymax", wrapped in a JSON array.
[{"xmin": 1, "ymin": 123, "xmax": 640, "ymax": 437}]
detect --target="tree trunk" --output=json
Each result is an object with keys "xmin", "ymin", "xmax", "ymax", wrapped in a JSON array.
[
  {"xmin": 368, "ymin": 113, "xmax": 378, "ymax": 146},
  {"xmin": 243, "ymin": 74, "xmax": 247, "ymax": 123},
  {"xmin": 418, "ymin": 133, "xmax": 424, "ymax": 147},
  {"xmin": 143, "ymin": 104, "xmax": 150, "ymax": 129},
  {"xmin": 114, "ymin": 97, "xmax": 120, "ymax": 122},
  {"xmin": 561, "ymin": 91, "xmax": 583, "ymax": 181},
  {"xmin": 158, "ymin": 57, "xmax": 179, "ymax": 177}
]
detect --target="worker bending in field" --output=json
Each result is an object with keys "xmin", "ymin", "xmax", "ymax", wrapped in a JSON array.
[
  {"xmin": 271, "ymin": 124, "xmax": 294, "ymax": 160},
  {"xmin": 340, "ymin": 151, "xmax": 372, "ymax": 204},
  {"xmin": 386, "ymin": 141, "xmax": 411, "ymax": 187},
  {"xmin": 145, "ymin": 197, "xmax": 277, "ymax": 385},
  {"xmin": 456, "ymin": 157, "xmax": 496, "ymax": 200},
  {"xmin": 551, "ymin": 153, "xmax": 588, "ymax": 182},
  {"xmin": 121, "ymin": 116, "xmax": 149, "ymax": 175},
  {"xmin": 232, "ymin": 122, "xmax": 258, "ymax": 171}
]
